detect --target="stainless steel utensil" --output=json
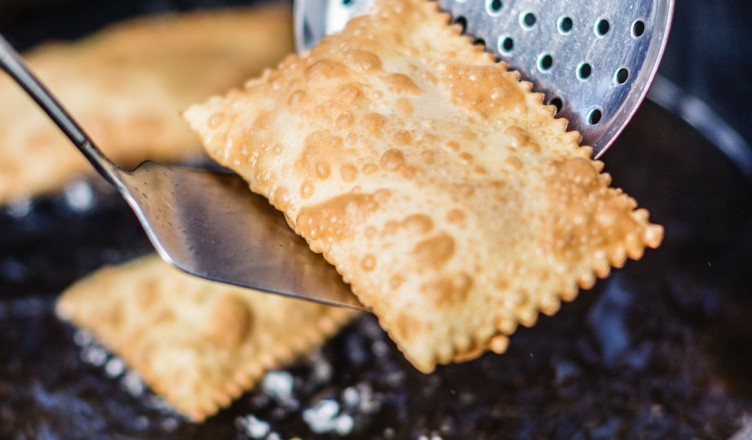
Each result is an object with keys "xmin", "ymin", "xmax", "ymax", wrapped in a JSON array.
[
  {"xmin": 295, "ymin": 0, "xmax": 674, "ymax": 157},
  {"xmin": 0, "ymin": 35, "xmax": 364, "ymax": 310}
]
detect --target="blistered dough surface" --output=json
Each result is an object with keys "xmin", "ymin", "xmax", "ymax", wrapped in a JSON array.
[
  {"xmin": 56, "ymin": 255, "xmax": 356, "ymax": 421},
  {"xmin": 185, "ymin": 0, "xmax": 662, "ymax": 372}
]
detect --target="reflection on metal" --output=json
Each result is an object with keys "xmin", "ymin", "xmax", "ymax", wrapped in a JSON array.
[{"xmin": 648, "ymin": 75, "xmax": 752, "ymax": 181}]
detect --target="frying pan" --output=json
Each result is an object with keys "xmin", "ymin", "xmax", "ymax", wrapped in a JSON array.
[{"xmin": 1, "ymin": 0, "xmax": 751, "ymax": 438}]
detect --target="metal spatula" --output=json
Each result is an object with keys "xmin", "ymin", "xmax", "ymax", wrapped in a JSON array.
[
  {"xmin": 296, "ymin": 0, "xmax": 674, "ymax": 156},
  {"xmin": 0, "ymin": 35, "xmax": 363, "ymax": 310}
]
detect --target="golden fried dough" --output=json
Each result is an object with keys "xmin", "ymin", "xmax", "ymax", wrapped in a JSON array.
[
  {"xmin": 0, "ymin": 5, "xmax": 293, "ymax": 203},
  {"xmin": 185, "ymin": 0, "xmax": 663, "ymax": 373},
  {"xmin": 56, "ymin": 255, "xmax": 357, "ymax": 421}
]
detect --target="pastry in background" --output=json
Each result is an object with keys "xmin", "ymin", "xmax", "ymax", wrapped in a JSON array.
[
  {"xmin": 0, "ymin": 5, "xmax": 293, "ymax": 203},
  {"xmin": 57, "ymin": 255, "xmax": 357, "ymax": 421}
]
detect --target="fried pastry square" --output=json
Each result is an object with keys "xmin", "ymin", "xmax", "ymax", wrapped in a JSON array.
[
  {"xmin": 56, "ymin": 255, "xmax": 356, "ymax": 421},
  {"xmin": 184, "ymin": 0, "xmax": 663, "ymax": 372},
  {"xmin": 0, "ymin": 5, "xmax": 293, "ymax": 203}
]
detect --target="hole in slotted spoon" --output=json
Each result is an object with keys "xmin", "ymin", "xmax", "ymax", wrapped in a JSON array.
[
  {"xmin": 558, "ymin": 16, "xmax": 573, "ymax": 34},
  {"xmin": 588, "ymin": 108, "xmax": 603, "ymax": 125},
  {"xmin": 521, "ymin": 12, "xmax": 536, "ymax": 29},
  {"xmin": 454, "ymin": 16, "xmax": 468, "ymax": 34},
  {"xmin": 538, "ymin": 53, "xmax": 553, "ymax": 72},
  {"xmin": 615, "ymin": 68, "xmax": 630, "ymax": 84},
  {"xmin": 498, "ymin": 36, "xmax": 514, "ymax": 53},
  {"xmin": 549, "ymin": 97, "xmax": 563, "ymax": 114},
  {"xmin": 632, "ymin": 20, "xmax": 646, "ymax": 37},
  {"xmin": 578, "ymin": 63, "xmax": 592, "ymax": 80},
  {"xmin": 596, "ymin": 18, "xmax": 610, "ymax": 36},
  {"xmin": 487, "ymin": 0, "xmax": 503, "ymax": 15}
]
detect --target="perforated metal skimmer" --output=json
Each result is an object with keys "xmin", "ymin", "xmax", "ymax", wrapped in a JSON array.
[{"xmin": 295, "ymin": 0, "xmax": 674, "ymax": 157}]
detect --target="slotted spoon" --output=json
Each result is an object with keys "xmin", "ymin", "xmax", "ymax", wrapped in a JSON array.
[
  {"xmin": 0, "ymin": 0, "xmax": 672, "ymax": 310},
  {"xmin": 296, "ymin": 0, "xmax": 674, "ymax": 156}
]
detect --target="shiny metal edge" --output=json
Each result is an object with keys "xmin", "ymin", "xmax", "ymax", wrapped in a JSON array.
[
  {"xmin": 646, "ymin": 75, "xmax": 752, "ymax": 181},
  {"xmin": 593, "ymin": 0, "xmax": 675, "ymax": 158}
]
